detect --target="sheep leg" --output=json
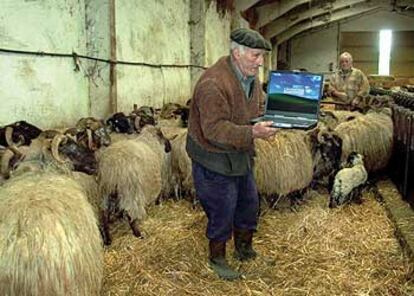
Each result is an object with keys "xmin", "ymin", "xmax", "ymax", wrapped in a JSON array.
[
  {"xmin": 127, "ymin": 214, "xmax": 143, "ymax": 238},
  {"xmin": 100, "ymin": 208, "xmax": 112, "ymax": 246}
]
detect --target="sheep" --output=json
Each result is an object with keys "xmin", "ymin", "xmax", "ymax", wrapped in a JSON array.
[
  {"xmin": 97, "ymin": 125, "xmax": 172, "ymax": 245},
  {"xmin": 334, "ymin": 108, "xmax": 393, "ymax": 172},
  {"xmin": 160, "ymin": 127, "xmax": 194, "ymax": 201},
  {"xmin": 329, "ymin": 152, "xmax": 368, "ymax": 208},
  {"xmin": 156, "ymin": 102, "xmax": 190, "ymax": 128},
  {"xmin": 0, "ymin": 121, "xmax": 42, "ymax": 147},
  {"xmin": 318, "ymin": 110, "xmax": 362, "ymax": 130},
  {"xmin": 75, "ymin": 117, "xmax": 111, "ymax": 151},
  {"xmin": 254, "ymin": 130, "xmax": 314, "ymax": 198},
  {"xmin": 253, "ymin": 127, "xmax": 343, "ymax": 208},
  {"xmin": 0, "ymin": 172, "xmax": 103, "ymax": 296},
  {"xmin": 71, "ymin": 171, "xmax": 100, "ymax": 217},
  {"xmin": 1, "ymin": 133, "xmax": 97, "ymax": 179},
  {"xmin": 107, "ymin": 106, "xmax": 159, "ymax": 142}
]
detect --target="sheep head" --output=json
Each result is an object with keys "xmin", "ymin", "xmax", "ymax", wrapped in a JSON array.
[{"xmin": 51, "ymin": 134, "xmax": 97, "ymax": 175}]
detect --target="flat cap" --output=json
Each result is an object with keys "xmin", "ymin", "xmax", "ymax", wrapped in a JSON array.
[{"xmin": 230, "ymin": 28, "xmax": 272, "ymax": 51}]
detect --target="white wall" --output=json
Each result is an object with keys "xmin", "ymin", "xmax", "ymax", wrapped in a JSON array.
[
  {"xmin": 0, "ymin": 0, "xmax": 89, "ymax": 128},
  {"xmin": 85, "ymin": 0, "xmax": 111, "ymax": 119},
  {"xmin": 115, "ymin": 0, "xmax": 192, "ymax": 112},
  {"xmin": 290, "ymin": 9, "xmax": 414, "ymax": 74},
  {"xmin": 0, "ymin": 0, "xmax": 233, "ymax": 128},
  {"xmin": 205, "ymin": 1, "xmax": 231, "ymax": 66},
  {"xmin": 291, "ymin": 26, "xmax": 338, "ymax": 73}
]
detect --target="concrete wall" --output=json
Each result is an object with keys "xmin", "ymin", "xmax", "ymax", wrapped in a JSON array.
[
  {"xmin": 0, "ymin": 0, "xmax": 233, "ymax": 128},
  {"xmin": 205, "ymin": 1, "xmax": 231, "ymax": 66},
  {"xmin": 290, "ymin": 9, "xmax": 414, "ymax": 74},
  {"xmin": 0, "ymin": 0, "xmax": 89, "ymax": 128},
  {"xmin": 84, "ymin": 0, "xmax": 111, "ymax": 119},
  {"xmin": 115, "ymin": 0, "xmax": 192, "ymax": 113}
]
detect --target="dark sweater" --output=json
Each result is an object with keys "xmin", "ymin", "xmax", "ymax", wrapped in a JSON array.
[{"xmin": 186, "ymin": 56, "xmax": 264, "ymax": 176}]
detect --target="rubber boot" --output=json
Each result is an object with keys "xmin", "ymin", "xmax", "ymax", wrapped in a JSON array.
[
  {"xmin": 209, "ymin": 240, "xmax": 241, "ymax": 281},
  {"xmin": 233, "ymin": 229, "xmax": 257, "ymax": 261}
]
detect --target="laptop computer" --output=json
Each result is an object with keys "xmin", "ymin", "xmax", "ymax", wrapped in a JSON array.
[{"xmin": 251, "ymin": 70, "xmax": 323, "ymax": 129}]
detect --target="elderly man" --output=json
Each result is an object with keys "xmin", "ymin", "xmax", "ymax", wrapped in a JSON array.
[
  {"xmin": 328, "ymin": 52, "xmax": 370, "ymax": 108},
  {"xmin": 186, "ymin": 28, "xmax": 277, "ymax": 280}
]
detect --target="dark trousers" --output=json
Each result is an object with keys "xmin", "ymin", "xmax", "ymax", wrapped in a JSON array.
[{"xmin": 192, "ymin": 161, "xmax": 259, "ymax": 242}]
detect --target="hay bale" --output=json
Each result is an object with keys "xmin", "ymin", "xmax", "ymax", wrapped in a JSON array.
[
  {"xmin": 254, "ymin": 130, "xmax": 313, "ymax": 196},
  {"xmin": 334, "ymin": 110, "xmax": 393, "ymax": 172},
  {"xmin": 0, "ymin": 172, "xmax": 103, "ymax": 296}
]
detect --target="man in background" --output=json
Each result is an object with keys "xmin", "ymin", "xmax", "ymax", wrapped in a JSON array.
[
  {"xmin": 186, "ymin": 28, "xmax": 277, "ymax": 280},
  {"xmin": 328, "ymin": 52, "xmax": 370, "ymax": 109}
]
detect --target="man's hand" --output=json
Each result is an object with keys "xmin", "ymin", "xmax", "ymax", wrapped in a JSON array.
[
  {"xmin": 252, "ymin": 121, "xmax": 278, "ymax": 139},
  {"xmin": 332, "ymin": 90, "xmax": 347, "ymax": 100}
]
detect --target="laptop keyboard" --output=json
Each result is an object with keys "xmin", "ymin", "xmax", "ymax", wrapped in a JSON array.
[{"xmin": 263, "ymin": 115, "xmax": 314, "ymax": 124}]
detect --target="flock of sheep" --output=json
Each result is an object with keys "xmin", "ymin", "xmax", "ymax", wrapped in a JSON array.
[{"xmin": 0, "ymin": 96, "xmax": 394, "ymax": 295}]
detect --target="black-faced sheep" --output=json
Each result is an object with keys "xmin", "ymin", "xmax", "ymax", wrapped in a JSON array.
[
  {"xmin": 0, "ymin": 121, "xmax": 42, "ymax": 147},
  {"xmin": 75, "ymin": 117, "xmax": 111, "ymax": 151},
  {"xmin": 97, "ymin": 125, "xmax": 172, "ymax": 245},
  {"xmin": 329, "ymin": 152, "xmax": 368, "ymax": 208},
  {"xmin": 1, "ymin": 134, "xmax": 97, "ymax": 179},
  {"xmin": 0, "ymin": 172, "xmax": 103, "ymax": 296}
]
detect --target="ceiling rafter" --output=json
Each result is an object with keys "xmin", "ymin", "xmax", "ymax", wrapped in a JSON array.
[
  {"xmin": 262, "ymin": 0, "xmax": 368, "ymax": 39},
  {"xmin": 234, "ymin": 0, "xmax": 262, "ymax": 12},
  {"xmin": 275, "ymin": 4, "xmax": 386, "ymax": 45},
  {"xmin": 255, "ymin": 0, "xmax": 311, "ymax": 28}
]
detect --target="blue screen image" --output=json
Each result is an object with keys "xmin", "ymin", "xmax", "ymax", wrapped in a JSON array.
[
  {"xmin": 266, "ymin": 71, "xmax": 323, "ymax": 115},
  {"xmin": 268, "ymin": 72, "xmax": 322, "ymax": 100}
]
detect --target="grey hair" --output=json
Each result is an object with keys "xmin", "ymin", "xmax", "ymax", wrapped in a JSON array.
[
  {"xmin": 340, "ymin": 52, "xmax": 353, "ymax": 62},
  {"xmin": 230, "ymin": 41, "xmax": 247, "ymax": 54}
]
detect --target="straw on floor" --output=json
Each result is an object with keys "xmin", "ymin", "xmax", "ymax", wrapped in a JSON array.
[{"xmin": 102, "ymin": 186, "xmax": 414, "ymax": 296}]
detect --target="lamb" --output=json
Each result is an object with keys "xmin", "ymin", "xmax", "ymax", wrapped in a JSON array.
[
  {"xmin": 97, "ymin": 125, "xmax": 172, "ymax": 245},
  {"xmin": 0, "ymin": 172, "xmax": 103, "ymax": 296},
  {"xmin": 329, "ymin": 152, "xmax": 368, "ymax": 208}
]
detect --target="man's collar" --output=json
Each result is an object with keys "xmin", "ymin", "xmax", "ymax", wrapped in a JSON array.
[
  {"xmin": 340, "ymin": 67, "xmax": 353, "ymax": 75},
  {"xmin": 230, "ymin": 56, "xmax": 255, "ymax": 83}
]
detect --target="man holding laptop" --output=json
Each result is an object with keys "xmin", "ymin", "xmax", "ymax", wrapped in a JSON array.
[{"xmin": 186, "ymin": 28, "xmax": 276, "ymax": 280}]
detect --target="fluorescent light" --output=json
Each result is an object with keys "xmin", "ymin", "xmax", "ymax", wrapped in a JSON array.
[{"xmin": 379, "ymin": 30, "xmax": 392, "ymax": 75}]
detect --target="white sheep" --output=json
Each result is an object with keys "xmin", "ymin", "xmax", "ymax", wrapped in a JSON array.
[
  {"xmin": 329, "ymin": 152, "xmax": 368, "ymax": 208},
  {"xmin": 97, "ymin": 125, "xmax": 172, "ymax": 245},
  {"xmin": 0, "ymin": 172, "xmax": 103, "ymax": 296}
]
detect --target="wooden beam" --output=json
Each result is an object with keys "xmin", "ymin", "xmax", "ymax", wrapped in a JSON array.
[
  {"xmin": 234, "ymin": 0, "xmax": 261, "ymax": 12},
  {"xmin": 263, "ymin": 0, "xmax": 368, "ymax": 39},
  {"xmin": 397, "ymin": 0, "xmax": 414, "ymax": 6},
  {"xmin": 256, "ymin": 0, "xmax": 311, "ymax": 28},
  {"xmin": 109, "ymin": 0, "xmax": 117, "ymax": 113},
  {"xmin": 276, "ymin": 5, "xmax": 385, "ymax": 45}
]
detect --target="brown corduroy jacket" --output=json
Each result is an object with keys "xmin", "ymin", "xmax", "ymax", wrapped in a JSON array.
[{"xmin": 186, "ymin": 56, "xmax": 265, "ymax": 175}]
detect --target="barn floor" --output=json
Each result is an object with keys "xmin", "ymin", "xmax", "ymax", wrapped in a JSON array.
[{"xmin": 102, "ymin": 180, "xmax": 414, "ymax": 296}]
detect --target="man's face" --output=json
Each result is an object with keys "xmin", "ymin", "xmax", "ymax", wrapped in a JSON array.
[
  {"xmin": 234, "ymin": 47, "xmax": 265, "ymax": 77},
  {"xmin": 339, "ymin": 56, "xmax": 352, "ymax": 71}
]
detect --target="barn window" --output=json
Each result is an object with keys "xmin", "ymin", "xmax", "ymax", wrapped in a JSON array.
[{"xmin": 379, "ymin": 30, "xmax": 392, "ymax": 75}]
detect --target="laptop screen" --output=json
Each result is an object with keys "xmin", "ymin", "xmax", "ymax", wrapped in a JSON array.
[{"xmin": 266, "ymin": 71, "xmax": 323, "ymax": 118}]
